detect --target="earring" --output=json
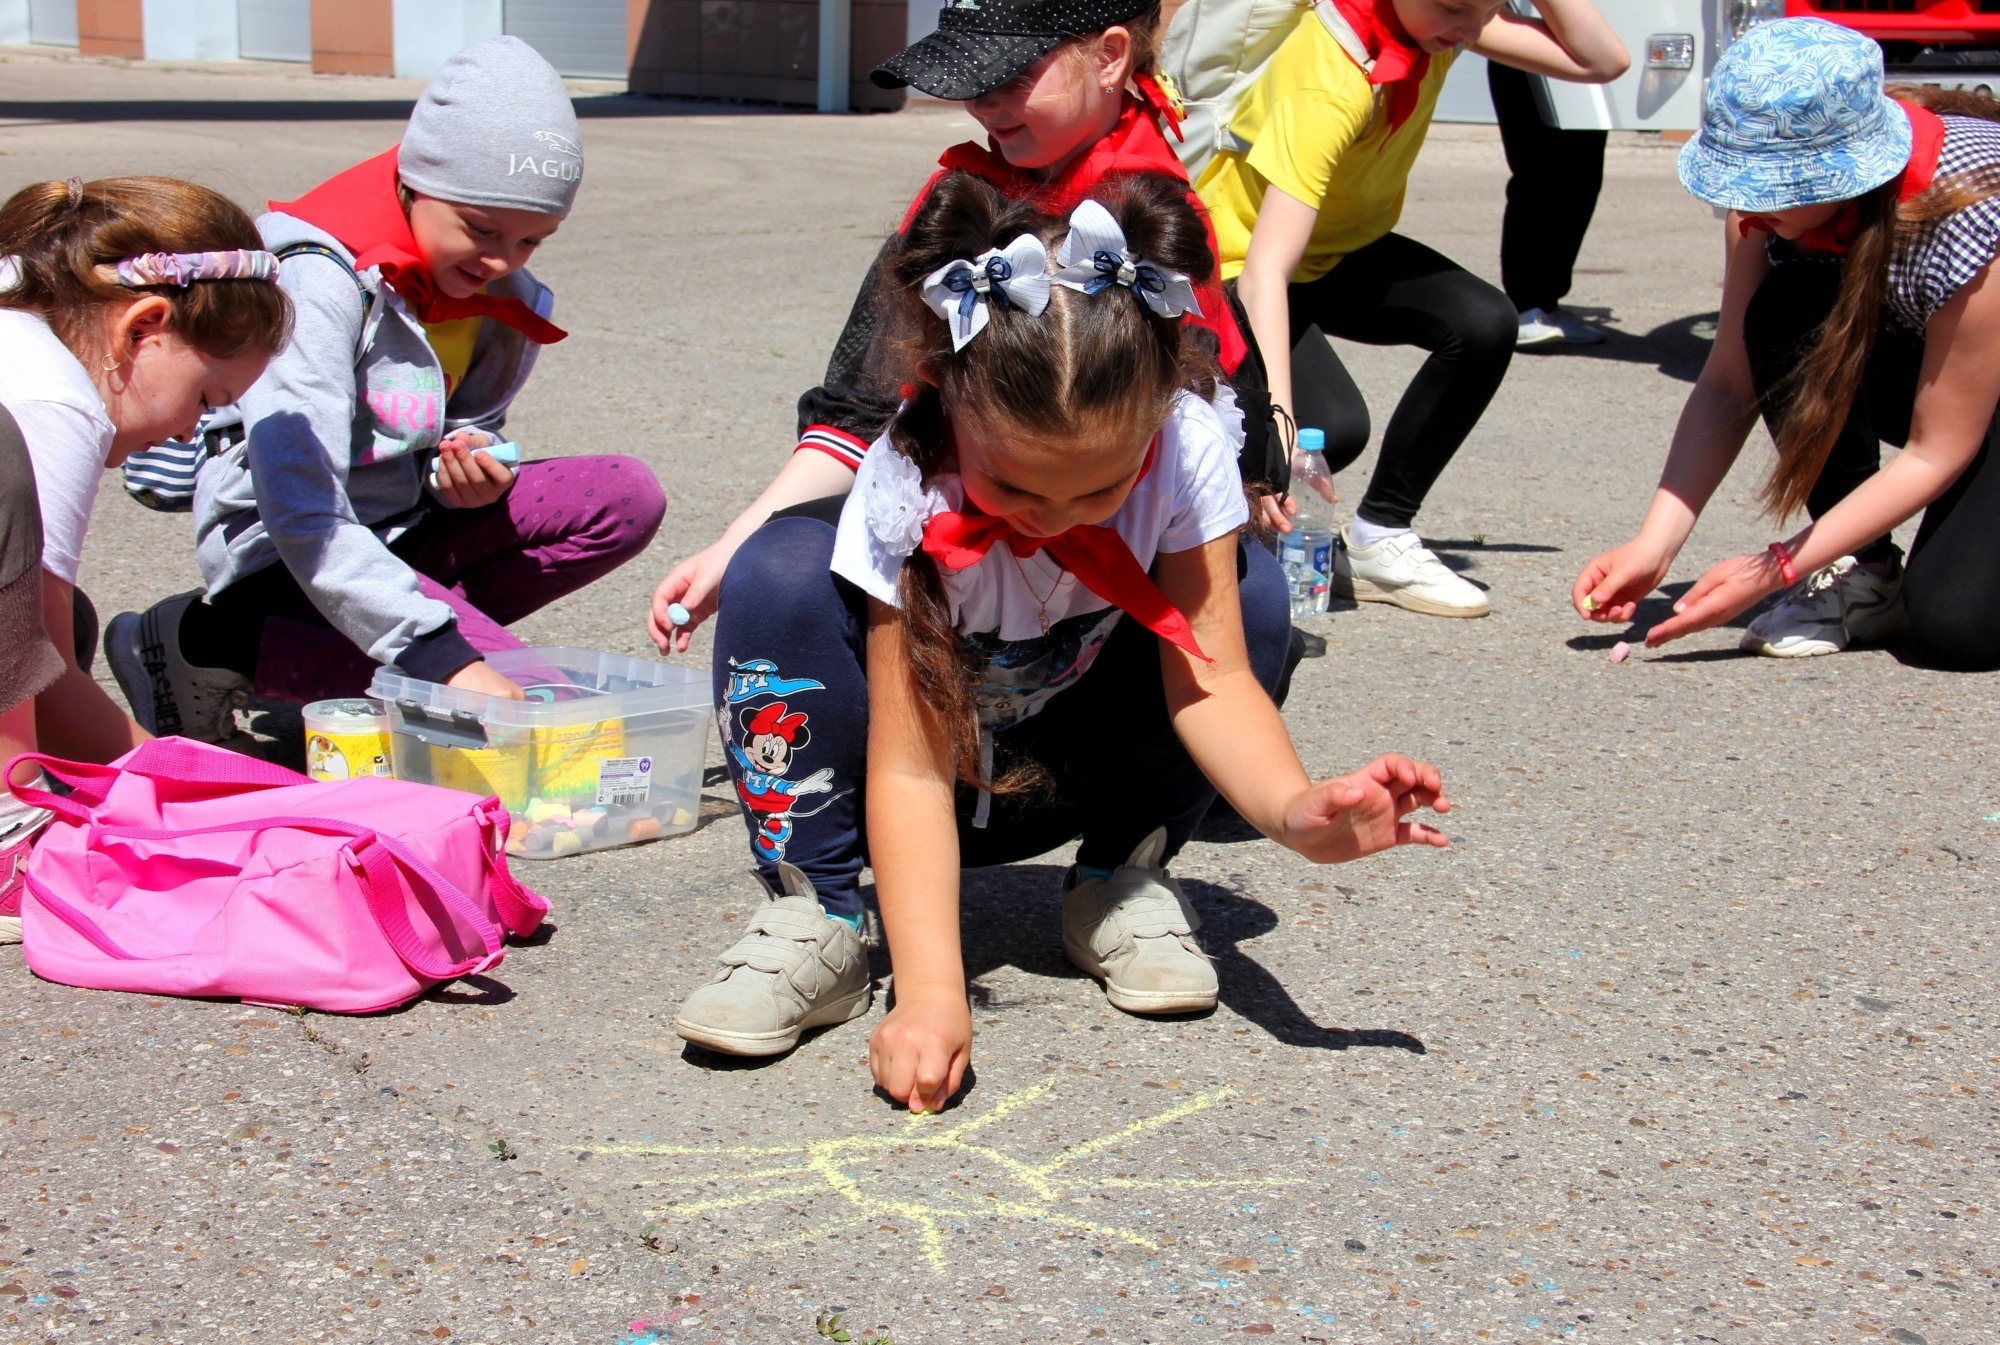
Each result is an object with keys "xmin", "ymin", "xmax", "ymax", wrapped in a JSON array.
[{"xmin": 100, "ymin": 352, "xmax": 121, "ymax": 371}]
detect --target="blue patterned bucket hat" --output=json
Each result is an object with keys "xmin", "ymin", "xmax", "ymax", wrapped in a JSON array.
[{"xmin": 1678, "ymin": 18, "xmax": 1912, "ymax": 213}]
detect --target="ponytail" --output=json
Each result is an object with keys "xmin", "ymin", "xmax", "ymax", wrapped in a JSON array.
[{"xmin": 1763, "ymin": 84, "xmax": 2000, "ymax": 518}]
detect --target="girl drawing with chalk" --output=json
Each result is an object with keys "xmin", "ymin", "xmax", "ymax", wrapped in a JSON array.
[
  {"xmin": 675, "ymin": 173, "xmax": 1449, "ymax": 1111},
  {"xmin": 1577, "ymin": 20, "xmax": 2000, "ymax": 670}
]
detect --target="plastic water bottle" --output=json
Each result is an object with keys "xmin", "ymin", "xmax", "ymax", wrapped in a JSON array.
[{"xmin": 1278, "ymin": 428, "xmax": 1337, "ymax": 618}]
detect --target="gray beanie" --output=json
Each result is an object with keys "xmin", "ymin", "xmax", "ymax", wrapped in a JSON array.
[{"xmin": 398, "ymin": 36, "xmax": 583, "ymax": 219}]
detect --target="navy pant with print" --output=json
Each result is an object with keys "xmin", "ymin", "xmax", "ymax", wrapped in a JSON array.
[{"xmin": 711, "ymin": 515, "xmax": 1293, "ymax": 917}]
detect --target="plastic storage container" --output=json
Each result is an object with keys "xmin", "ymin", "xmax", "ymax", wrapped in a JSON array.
[
  {"xmin": 369, "ymin": 646, "xmax": 711, "ymax": 860},
  {"xmin": 302, "ymin": 698, "xmax": 396, "ymax": 781}
]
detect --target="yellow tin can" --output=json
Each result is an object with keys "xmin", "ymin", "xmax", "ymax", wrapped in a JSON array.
[{"xmin": 302, "ymin": 699, "xmax": 395, "ymax": 782}]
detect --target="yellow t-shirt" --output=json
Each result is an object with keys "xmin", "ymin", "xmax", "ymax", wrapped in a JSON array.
[
  {"xmin": 1196, "ymin": 16, "xmax": 1457, "ymax": 283},
  {"xmin": 421, "ymin": 314, "xmax": 484, "ymax": 397}
]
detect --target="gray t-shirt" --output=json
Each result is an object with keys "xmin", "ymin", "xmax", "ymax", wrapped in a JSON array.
[{"xmin": 0, "ymin": 401, "xmax": 63, "ymax": 715}]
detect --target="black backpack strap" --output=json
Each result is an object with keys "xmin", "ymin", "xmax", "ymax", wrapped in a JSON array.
[{"xmin": 274, "ymin": 241, "xmax": 370, "ymax": 301}]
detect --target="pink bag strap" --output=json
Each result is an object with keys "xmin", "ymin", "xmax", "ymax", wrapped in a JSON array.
[
  {"xmin": 6, "ymin": 740, "xmax": 310, "ymax": 825},
  {"xmin": 349, "ymin": 836, "xmax": 504, "ymax": 981},
  {"xmin": 473, "ymin": 799, "xmax": 547, "ymax": 937},
  {"xmin": 5, "ymin": 753, "xmax": 117, "ymax": 823}
]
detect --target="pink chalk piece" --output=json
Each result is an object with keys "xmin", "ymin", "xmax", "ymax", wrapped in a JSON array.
[{"xmin": 1609, "ymin": 641, "xmax": 1631, "ymax": 664}]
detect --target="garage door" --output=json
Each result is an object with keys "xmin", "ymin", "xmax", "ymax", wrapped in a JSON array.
[
  {"xmin": 504, "ymin": 0, "xmax": 628, "ymax": 79},
  {"xmin": 238, "ymin": 0, "xmax": 310, "ymax": 62},
  {"xmin": 28, "ymin": 0, "xmax": 77, "ymax": 46}
]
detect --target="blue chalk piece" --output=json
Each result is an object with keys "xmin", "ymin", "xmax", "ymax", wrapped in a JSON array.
[
  {"xmin": 667, "ymin": 602, "xmax": 692, "ymax": 627},
  {"xmin": 480, "ymin": 441, "xmax": 521, "ymax": 464}
]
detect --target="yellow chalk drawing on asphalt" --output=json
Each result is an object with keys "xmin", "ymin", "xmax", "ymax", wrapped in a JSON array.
[{"xmin": 595, "ymin": 1076, "xmax": 1305, "ymax": 1271}]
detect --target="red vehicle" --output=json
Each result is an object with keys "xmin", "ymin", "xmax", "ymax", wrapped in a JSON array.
[{"xmin": 1787, "ymin": 0, "xmax": 2000, "ymax": 85}]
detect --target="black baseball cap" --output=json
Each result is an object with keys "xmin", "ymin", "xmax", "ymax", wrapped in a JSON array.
[{"xmin": 872, "ymin": 0, "xmax": 1158, "ymax": 102}]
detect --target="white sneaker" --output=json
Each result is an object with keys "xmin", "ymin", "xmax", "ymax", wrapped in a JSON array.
[
  {"xmin": 674, "ymin": 864, "xmax": 872, "ymax": 1056},
  {"xmin": 105, "ymin": 590, "xmax": 250, "ymax": 742},
  {"xmin": 1518, "ymin": 306, "xmax": 1605, "ymax": 346},
  {"xmin": 1741, "ymin": 554, "xmax": 1906, "ymax": 658},
  {"xmin": 1062, "ymin": 828, "xmax": 1217, "ymax": 1015},
  {"xmin": 1331, "ymin": 527, "xmax": 1491, "ymax": 618}
]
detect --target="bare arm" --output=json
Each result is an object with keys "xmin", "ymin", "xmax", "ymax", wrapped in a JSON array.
[
  {"xmin": 1236, "ymin": 186, "xmax": 1320, "ymax": 462},
  {"xmin": 649, "ymin": 451, "xmax": 858, "ymax": 654},
  {"xmin": 1, "ymin": 699, "xmax": 35, "ymax": 787},
  {"xmin": 1471, "ymin": 0, "xmax": 1630, "ymax": 83},
  {"xmin": 34, "ymin": 570, "xmax": 148, "ymax": 763},
  {"xmin": 1154, "ymin": 537, "xmax": 1451, "ymax": 861},
  {"xmin": 1649, "ymin": 260, "xmax": 2000, "ymax": 645},
  {"xmin": 863, "ymin": 596, "xmax": 971, "ymax": 1113},
  {"xmin": 1574, "ymin": 216, "xmax": 1771, "ymax": 621}
]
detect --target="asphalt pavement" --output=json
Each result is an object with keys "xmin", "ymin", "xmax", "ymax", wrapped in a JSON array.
[{"xmin": 1, "ymin": 44, "xmax": 1995, "ymax": 1345}]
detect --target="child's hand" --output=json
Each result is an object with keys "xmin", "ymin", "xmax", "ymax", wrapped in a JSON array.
[
  {"xmin": 433, "ymin": 432, "xmax": 515, "ymax": 510},
  {"xmin": 868, "ymin": 992, "xmax": 971, "ymax": 1114},
  {"xmin": 446, "ymin": 660, "xmax": 526, "ymax": 701},
  {"xmin": 648, "ymin": 543, "xmax": 731, "ymax": 654},
  {"xmin": 1258, "ymin": 492, "xmax": 1297, "ymax": 535},
  {"xmin": 1572, "ymin": 537, "xmax": 1673, "ymax": 623},
  {"xmin": 1642, "ymin": 549, "xmax": 1785, "ymax": 648},
  {"xmin": 1277, "ymin": 754, "xmax": 1450, "ymax": 864}
]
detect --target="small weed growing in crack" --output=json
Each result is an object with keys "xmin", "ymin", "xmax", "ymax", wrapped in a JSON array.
[
  {"xmin": 815, "ymin": 1313, "xmax": 892, "ymax": 1343},
  {"xmin": 488, "ymin": 1138, "xmax": 517, "ymax": 1161},
  {"xmin": 638, "ymin": 1223, "xmax": 675, "ymax": 1254}
]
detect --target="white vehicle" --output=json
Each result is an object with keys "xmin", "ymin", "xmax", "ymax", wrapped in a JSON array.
[{"xmin": 1436, "ymin": 0, "xmax": 2000, "ymax": 130}]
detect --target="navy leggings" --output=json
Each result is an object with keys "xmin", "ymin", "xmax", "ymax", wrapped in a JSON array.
[{"xmin": 711, "ymin": 517, "xmax": 1293, "ymax": 917}]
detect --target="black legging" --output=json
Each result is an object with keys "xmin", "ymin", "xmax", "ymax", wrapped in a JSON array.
[
  {"xmin": 1743, "ymin": 259, "xmax": 2000, "ymax": 671},
  {"xmin": 1284, "ymin": 232, "xmax": 1518, "ymax": 529},
  {"xmin": 1489, "ymin": 61, "xmax": 1608, "ymax": 314}
]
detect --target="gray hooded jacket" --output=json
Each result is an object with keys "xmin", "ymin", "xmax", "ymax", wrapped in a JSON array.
[{"xmin": 193, "ymin": 209, "xmax": 552, "ymax": 678}]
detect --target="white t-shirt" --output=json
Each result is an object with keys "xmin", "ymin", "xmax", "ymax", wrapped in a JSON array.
[
  {"xmin": 0, "ymin": 309, "xmax": 116, "ymax": 584},
  {"xmin": 832, "ymin": 389, "xmax": 1250, "ymax": 731}
]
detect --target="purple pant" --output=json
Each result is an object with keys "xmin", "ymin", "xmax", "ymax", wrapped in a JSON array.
[{"xmin": 255, "ymin": 456, "xmax": 664, "ymax": 702}]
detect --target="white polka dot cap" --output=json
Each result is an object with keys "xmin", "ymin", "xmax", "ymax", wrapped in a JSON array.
[{"xmin": 873, "ymin": 0, "xmax": 1159, "ymax": 101}]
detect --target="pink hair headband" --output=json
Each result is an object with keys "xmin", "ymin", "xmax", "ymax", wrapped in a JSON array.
[{"xmin": 102, "ymin": 249, "xmax": 278, "ymax": 288}]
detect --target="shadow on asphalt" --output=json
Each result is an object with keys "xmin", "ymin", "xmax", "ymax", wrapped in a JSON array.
[
  {"xmin": 0, "ymin": 94, "xmax": 785, "ymax": 124},
  {"xmin": 1521, "ymin": 310, "xmax": 1720, "ymax": 383}
]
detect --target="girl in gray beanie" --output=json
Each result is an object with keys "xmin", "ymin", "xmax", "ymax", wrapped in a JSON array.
[{"xmin": 109, "ymin": 37, "xmax": 664, "ymax": 736}]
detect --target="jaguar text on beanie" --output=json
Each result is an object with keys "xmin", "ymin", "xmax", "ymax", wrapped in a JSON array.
[{"xmin": 398, "ymin": 36, "xmax": 584, "ymax": 219}]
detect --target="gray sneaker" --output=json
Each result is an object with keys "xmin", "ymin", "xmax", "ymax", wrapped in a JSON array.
[
  {"xmin": 674, "ymin": 863, "xmax": 872, "ymax": 1057},
  {"xmin": 1741, "ymin": 554, "xmax": 1906, "ymax": 658},
  {"xmin": 1062, "ymin": 827, "xmax": 1218, "ymax": 1015},
  {"xmin": 105, "ymin": 590, "xmax": 250, "ymax": 742}
]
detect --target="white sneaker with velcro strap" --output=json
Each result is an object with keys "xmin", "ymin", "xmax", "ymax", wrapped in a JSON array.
[
  {"xmin": 1061, "ymin": 827, "xmax": 1218, "ymax": 1015},
  {"xmin": 673, "ymin": 863, "xmax": 872, "ymax": 1057}
]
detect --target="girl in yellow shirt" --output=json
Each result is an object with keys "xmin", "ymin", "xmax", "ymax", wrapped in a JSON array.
[{"xmin": 1200, "ymin": 0, "xmax": 1625, "ymax": 617}]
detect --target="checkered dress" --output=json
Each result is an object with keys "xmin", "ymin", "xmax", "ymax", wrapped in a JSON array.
[{"xmin": 1884, "ymin": 114, "xmax": 2000, "ymax": 332}]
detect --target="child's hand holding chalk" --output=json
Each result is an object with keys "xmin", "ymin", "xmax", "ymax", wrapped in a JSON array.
[{"xmin": 667, "ymin": 603, "xmax": 691, "ymax": 628}]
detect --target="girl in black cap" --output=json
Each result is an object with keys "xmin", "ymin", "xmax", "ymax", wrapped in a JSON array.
[{"xmin": 649, "ymin": 0, "xmax": 1295, "ymax": 661}]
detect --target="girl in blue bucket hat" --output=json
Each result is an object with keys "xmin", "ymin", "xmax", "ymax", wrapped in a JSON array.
[{"xmin": 1574, "ymin": 17, "xmax": 2000, "ymax": 669}]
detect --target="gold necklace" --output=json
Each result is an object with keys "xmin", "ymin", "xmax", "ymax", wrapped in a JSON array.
[{"xmin": 1007, "ymin": 544, "xmax": 1060, "ymax": 635}]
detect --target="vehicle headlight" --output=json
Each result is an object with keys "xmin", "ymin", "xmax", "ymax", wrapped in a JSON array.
[{"xmin": 1719, "ymin": 0, "xmax": 1784, "ymax": 49}]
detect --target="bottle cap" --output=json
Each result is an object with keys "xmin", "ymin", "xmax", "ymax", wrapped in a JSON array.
[{"xmin": 1296, "ymin": 427, "xmax": 1325, "ymax": 452}]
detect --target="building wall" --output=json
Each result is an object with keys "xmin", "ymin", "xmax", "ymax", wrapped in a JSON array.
[
  {"xmin": 143, "ymin": 0, "xmax": 239, "ymax": 60},
  {"xmin": 76, "ymin": 0, "xmax": 141, "ymax": 56},
  {"xmin": 629, "ymin": 0, "xmax": 903, "ymax": 109},
  {"xmin": 310, "ymin": 0, "xmax": 391, "ymax": 74}
]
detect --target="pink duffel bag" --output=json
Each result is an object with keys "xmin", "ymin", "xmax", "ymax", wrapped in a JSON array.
[{"xmin": 10, "ymin": 737, "xmax": 546, "ymax": 1013}]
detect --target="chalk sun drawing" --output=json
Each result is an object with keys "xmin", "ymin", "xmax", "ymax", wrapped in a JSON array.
[{"xmin": 595, "ymin": 1076, "xmax": 1304, "ymax": 1271}]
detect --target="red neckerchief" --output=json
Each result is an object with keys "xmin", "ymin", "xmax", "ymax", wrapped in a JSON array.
[
  {"xmin": 904, "ymin": 96, "xmax": 1249, "ymax": 374},
  {"xmin": 1738, "ymin": 101, "xmax": 1948, "ymax": 257},
  {"xmin": 918, "ymin": 436, "xmax": 1211, "ymax": 661},
  {"xmin": 1329, "ymin": 0, "xmax": 1431, "ymax": 137},
  {"xmin": 272, "ymin": 148, "xmax": 567, "ymax": 345},
  {"xmin": 1133, "ymin": 73, "xmax": 1185, "ymax": 143}
]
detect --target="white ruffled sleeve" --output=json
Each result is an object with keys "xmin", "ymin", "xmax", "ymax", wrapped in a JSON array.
[{"xmin": 830, "ymin": 437, "xmax": 950, "ymax": 608}]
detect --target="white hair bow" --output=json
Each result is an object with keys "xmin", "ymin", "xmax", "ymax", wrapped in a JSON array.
[
  {"xmin": 920, "ymin": 234, "xmax": 1052, "ymax": 351},
  {"xmin": 1051, "ymin": 199, "xmax": 1203, "ymax": 320}
]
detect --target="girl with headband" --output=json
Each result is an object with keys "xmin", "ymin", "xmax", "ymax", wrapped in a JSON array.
[
  {"xmin": 0, "ymin": 175, "xmax": 290, "ymax": 943},
  {"xmin": 107, "ymin": 37, "xmax": 664, "ymax": 738},
  {"xmin": 674, "ymin": 174, "xmax": 1449, "ymax": 1106},
  {"xmin": 1576, "ymin": 19, "xmax": 2000, "ymax": 669}
]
